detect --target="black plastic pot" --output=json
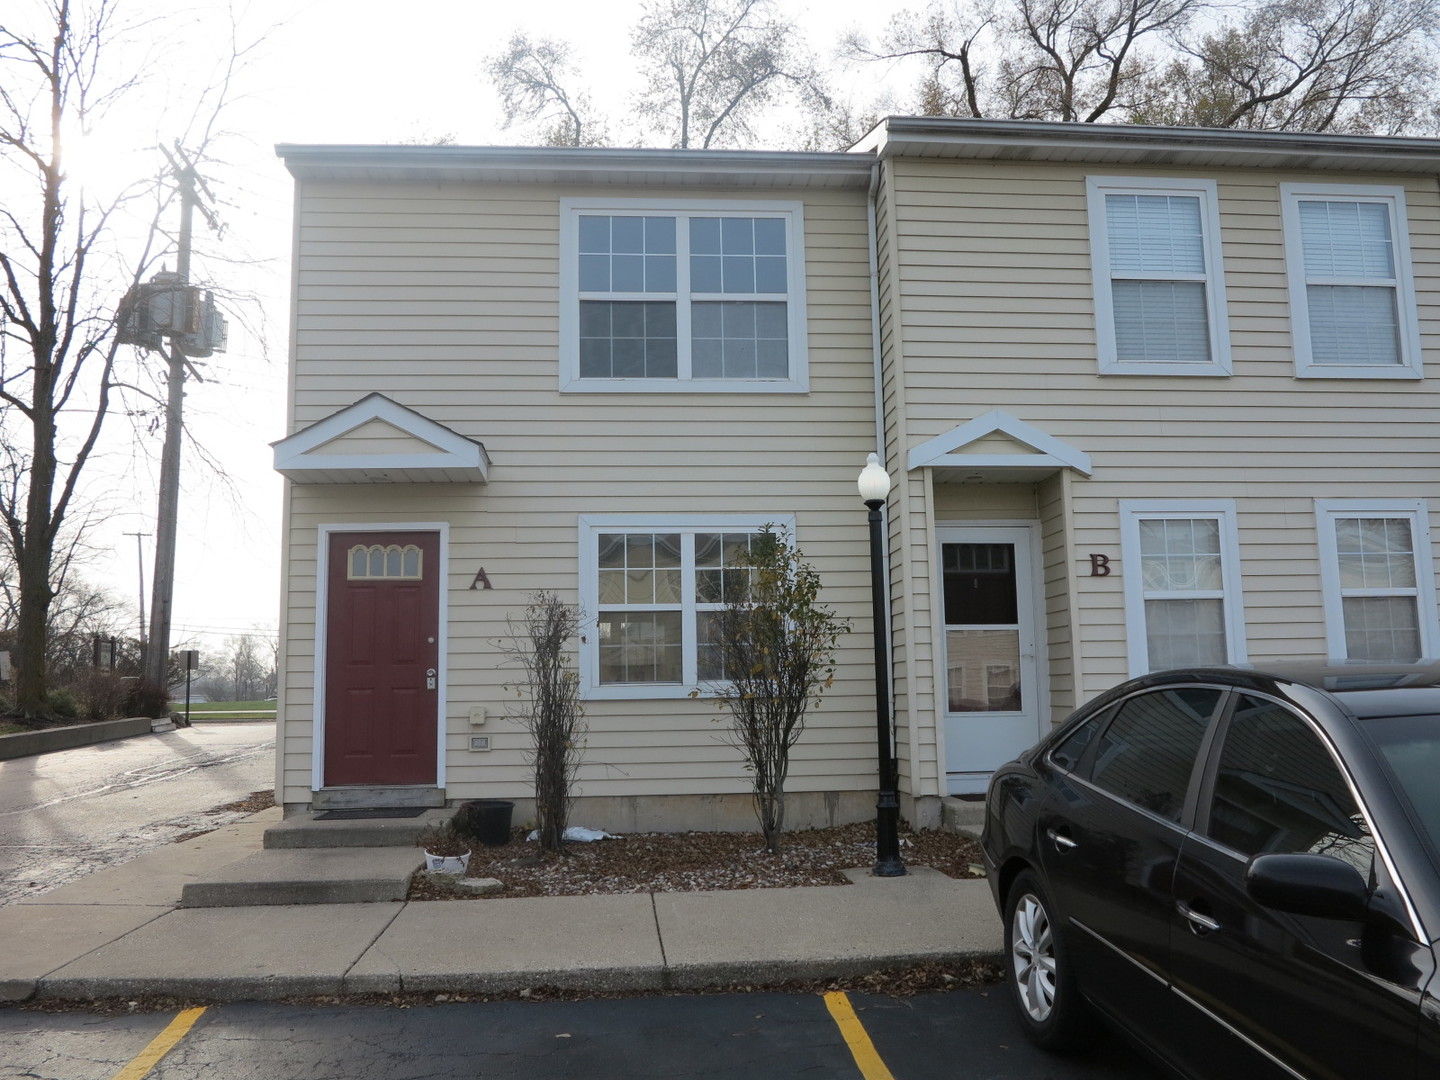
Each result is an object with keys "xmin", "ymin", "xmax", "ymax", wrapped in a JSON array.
[{"xmin": 453, "ymin": 799, "xmax": 514, "ymax": 846}]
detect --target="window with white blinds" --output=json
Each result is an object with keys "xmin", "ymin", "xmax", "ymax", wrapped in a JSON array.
[
  {"xmin": 1119, "ymin": 500, "xmax": 1247, "ymax": 677},
  {"xmin": 1282, "ymin": 185, "xmax": 1421, "ymax": 379},
  {"xmin": 1316, "ymin": 500, "xmax": 1438, "ymax": 661},
  {"xmin": 1087, "ymin": 177, "xmax": 1230, "ymax": 376}
]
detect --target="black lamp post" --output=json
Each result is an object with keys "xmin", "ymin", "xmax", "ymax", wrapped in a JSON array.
[{"xmin": 859, "ymin": 452, "xmax": 905, "ymax": 877}]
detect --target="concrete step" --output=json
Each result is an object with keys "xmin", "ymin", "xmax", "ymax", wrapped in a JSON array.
[
  {"xmin": 180, "ymin": 847, "xmax": 423, "ymax": 908},
  {"xmin": 264, "ymin": 811, "xmax": 453, "ymax": 850},
  {"xmin": 311, "ymin": 786, "xmax": 444, "ymax": 810},
  {"xmin": 940, "ymin": 796, "xmax": 986, "ymax": 840}
]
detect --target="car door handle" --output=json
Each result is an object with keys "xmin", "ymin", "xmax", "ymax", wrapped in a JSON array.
[
  {"xmin": 1176, "ymin": 900, "xmax": 1222, "ymax": 933},
  {"xmin": 1046, "ymin": 828, "xmax": 1077, "ymax": 852}
]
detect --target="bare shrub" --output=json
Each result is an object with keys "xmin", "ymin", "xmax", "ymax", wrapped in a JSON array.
[{"xmin": 504, "ymin": 592, "xmax": 585, "ymax": 854}]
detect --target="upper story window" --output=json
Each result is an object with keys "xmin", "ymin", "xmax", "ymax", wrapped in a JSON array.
[
  {"xmin": 1282, "ymin": 184, "xmax": 1422, "ymax": 379},
  {"xmin": 560, "ymin": 199, "xmax": 808, "ymax": 393},
  {"xmin": 1315, "ymin": 499, "xmax": 1438, "ymax": 661},
  {"xmin": 1119, "ymin": 500, "xmax": 1247, "ymax": 676},
  {"xmin": 1086, "ymin": 177, "xmax": 1230, "ymax": 377}
]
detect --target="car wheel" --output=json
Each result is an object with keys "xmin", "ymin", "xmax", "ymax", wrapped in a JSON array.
[{"xmin": 1004, "ymin": 870, "xmax": 1089, "ymax": 1051}]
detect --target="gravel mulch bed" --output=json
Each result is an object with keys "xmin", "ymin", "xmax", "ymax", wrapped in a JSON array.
[{"xmin": 409, "ymin": 820, "xmax": 986, "ymax": 901}]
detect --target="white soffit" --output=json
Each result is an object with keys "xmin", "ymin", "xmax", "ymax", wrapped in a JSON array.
[
  {"xmin": 273, "ymin": 393, "xmax": 490, "ymax": 484},
  {"xmin": 908, "ymin": 411, "xmax": 1092, "ymax": 477}
]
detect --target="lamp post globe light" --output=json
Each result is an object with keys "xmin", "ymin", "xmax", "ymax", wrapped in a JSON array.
[{"xmin": 859, "ymin": 453, "xmax": 905, "ymax": 877}]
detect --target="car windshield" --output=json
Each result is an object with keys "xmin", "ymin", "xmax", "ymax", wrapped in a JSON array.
[{"xmin": 1366, "ymin": 715, "xmax": 1440, "ymax": 863}]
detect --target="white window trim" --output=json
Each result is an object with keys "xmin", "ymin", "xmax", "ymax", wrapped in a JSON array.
[
  {"xmin": 1315, "ymin": 499, "xmax": 1438, "ymax": 660},
  {"xmin": 1282, "ymin": 183, "xmax": 1423, "ymax": 380},
  {"xmin": 1086, "ymin": 176, "xmax": 1231, "ymax": 377},
  {"xmin": 1119, "ymin": 500, "xmax": 1248, "ymax": 677},
  {"xmin": 559, "ymin": 198, "xmax": 809, "ymax": 394},
  {"xmin": 578, "ymin": 513, "xmax": 797, "ymax": 699}
]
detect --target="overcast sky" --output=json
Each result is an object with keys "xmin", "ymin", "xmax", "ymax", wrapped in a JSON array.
[{"xmin": 69, "ymin": 0, "xmax": 915, "ymax": 654}]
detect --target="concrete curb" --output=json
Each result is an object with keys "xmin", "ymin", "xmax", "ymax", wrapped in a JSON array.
[{"xmin": 0, "ymin": 717, "xmax": 152, "ymax": 761}]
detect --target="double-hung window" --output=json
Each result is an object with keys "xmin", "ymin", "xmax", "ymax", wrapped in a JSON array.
[
  {"xmin": 560, "ymin": 199, "xmax": 808, "ymax": 393},
  {"xmin": 1316, "ymin": 500, "xmax": 1438, "ymax": 661},
  {"xmin": 1119, "ymin": 501, "xmax": 1247, "ymax": 676},
  {"xmin": 1282, "ymin": 185, "xmax": 1421, "ymax": 379},
  {"xmin": 578, "ymin": 514, "xmax": 792, "ymax": 698},
  {"xmin": 1087, "ymin": 177, "xmax": 1230, "ymax": 376}
]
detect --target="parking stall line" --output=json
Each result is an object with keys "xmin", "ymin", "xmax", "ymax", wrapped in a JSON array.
[
  {"xmin": 822, "ymin": 991, "xmax": 897, "ymax": 1080},
  {"xmin": 108, "ymin": 1007, "xmax": 207, "ymax": 1080}
]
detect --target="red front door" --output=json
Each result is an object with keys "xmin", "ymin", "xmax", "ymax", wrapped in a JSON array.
[{"xmin": 324, "ymin": 530, "xmax": 440, "ymax": 786}]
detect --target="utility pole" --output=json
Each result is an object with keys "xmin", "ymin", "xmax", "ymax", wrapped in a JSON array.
[
  {"xmin": 123, "ymin": 531, "xmax": 150, "ymax": 657},
  {"xmin": 140, "ymin": 146, "xmax": 222, "ymax": 693}
]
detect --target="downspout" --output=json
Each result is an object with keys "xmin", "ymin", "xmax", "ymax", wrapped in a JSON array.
[
  {"xmin": 868, "ymin": 162, "xmax": 886, "ymax": 467},
  {"xmin": 867, "ymin": 160, "xmax": 901, "ymax": 799}
]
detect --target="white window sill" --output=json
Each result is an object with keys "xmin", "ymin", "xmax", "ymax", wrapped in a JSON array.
[
  {"xmin": 585, "ymin": 682, "xmax": 705, "ymax": 701},
  {"xmin": 1294, "ymin": 365, "xmax": 1423, "ymax": 380},
  {"xmin": 561, "ymin": 377, "xmax": 809, "ymax": 394},
  {"xmin": 1098, "ymin": 361, "xmax": 1231, "ymax": 377}
]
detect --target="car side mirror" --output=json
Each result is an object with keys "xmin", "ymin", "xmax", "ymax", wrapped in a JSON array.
[{"xmin": 1246, "ymin": 853, "xmax": 1369, "ymax": 921}]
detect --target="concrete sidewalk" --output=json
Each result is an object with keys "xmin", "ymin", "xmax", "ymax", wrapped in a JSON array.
[{"xmin": 0, "ymin": 808, "xmax": 1004, "ymax": 1004}]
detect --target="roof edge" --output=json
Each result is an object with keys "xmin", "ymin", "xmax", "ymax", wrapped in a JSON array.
[
  {"xmin": 852, "ymin": 116, "xmax": 1440, "ymax": 169},
  {"xmin": 276, "ymin": 143, "xmax": 877, "ymax": 184}
]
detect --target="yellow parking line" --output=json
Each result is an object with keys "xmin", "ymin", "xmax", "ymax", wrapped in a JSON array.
[
  {"xmin": 823, "ymin": 991, "xmax": 897, "ymax": 1080},
  {"xmin": 109, "ymin": 1007, "xmax": 207, "ymax": 1080}
]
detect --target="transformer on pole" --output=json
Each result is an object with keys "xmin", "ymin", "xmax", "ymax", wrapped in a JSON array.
[{"xmin": 114, "ymin": 144, "xmax": 226, "ymax": 698}]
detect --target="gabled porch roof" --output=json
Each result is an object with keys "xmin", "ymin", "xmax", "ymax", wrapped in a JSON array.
[
  {"xmin": 272, "ymin": 394, "xmax": 490, "ymax": 484},
  {"xmin": 907, "ymin": 411, "xmax": 1092, "ymax": 479}
]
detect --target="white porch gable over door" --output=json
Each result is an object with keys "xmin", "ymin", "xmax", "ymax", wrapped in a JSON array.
[
  {"xmin": 907, "ymin": 412, "xmax": 1091, "ymax": 795},
  {"xmin": 273, "ymin": 393, "xmax": 491, "ymax": 485},
  {"xmin": 908, "ymin": 410, "xmax": 1092, "ymax": 478}
]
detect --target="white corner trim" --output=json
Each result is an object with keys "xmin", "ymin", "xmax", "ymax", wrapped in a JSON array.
[{"xmin": 907, "ymin": 411, "xmax": 1093, "ymax": 475}]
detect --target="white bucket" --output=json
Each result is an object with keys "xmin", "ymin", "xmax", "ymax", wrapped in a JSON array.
[{"xmin": 424, "ymin": 850, "xmax": 470, "ymax": 873}]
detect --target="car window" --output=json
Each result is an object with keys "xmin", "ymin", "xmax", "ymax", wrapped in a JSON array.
[
  {"xmin": 1366, "ymin": 715, "xmax": 1440, "ymax": 863},
  {"xmin": 1206, "ymin": 695, "xmax": 1374, "ymax": 873},
  {"xmin": 1089, "ymin": 687, "xmax": 1223, "ymax": 822},
  {"xmin": 1049, "ymin": 707, "xmax": 1111, "ymax": 774}
]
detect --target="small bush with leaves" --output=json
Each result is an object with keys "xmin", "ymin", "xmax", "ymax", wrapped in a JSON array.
[{"xmin": 698, "ymin": 525, "xmax": 849, "ymax": 853}]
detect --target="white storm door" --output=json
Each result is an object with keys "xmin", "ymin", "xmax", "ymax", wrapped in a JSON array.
[{"xmin": 938, "ymin": 526, "xmax": 1044, "ymax": 795}]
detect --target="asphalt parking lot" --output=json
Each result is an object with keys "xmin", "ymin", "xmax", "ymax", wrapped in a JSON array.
[{"xmin": 0, "ymin": 988, "xmax": 1163, "ymax": 1080}]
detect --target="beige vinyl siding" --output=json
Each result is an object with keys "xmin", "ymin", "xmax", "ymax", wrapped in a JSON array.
[
  {"xmin": 883, "ymin": 156, "xmax": 1440, "ymax": 710},
  {"xmin": 277, "ymin": 180, "xmax": 879, "ymax": 813}
]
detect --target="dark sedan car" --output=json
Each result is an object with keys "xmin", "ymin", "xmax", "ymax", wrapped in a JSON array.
[{"xmin": 980, "ymin": 661, "xmax": 1440, "ymax": 1080}]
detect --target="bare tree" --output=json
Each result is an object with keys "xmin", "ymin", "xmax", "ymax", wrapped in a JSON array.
[
  {"xmin": 1138, "ymin": 0, "xmax": 1440, "ymax": 133},
  {"xmin": 632, "ymin": 0, "xmax": 829, "ymax": 148},
  {"xmin": 852, "ymin": 0, "xmax": 1440, "ymax": 133},
  {"xmin": 852, "ymin": 0, "xmax": 1195, "ymax": 122},
  {"xmin": 485, "ymin": 33, "xmax": 608, "ymax": 147},
  {"xmin": 0, "ymin": 0, "xmax": 255, "ymax": 717}
]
